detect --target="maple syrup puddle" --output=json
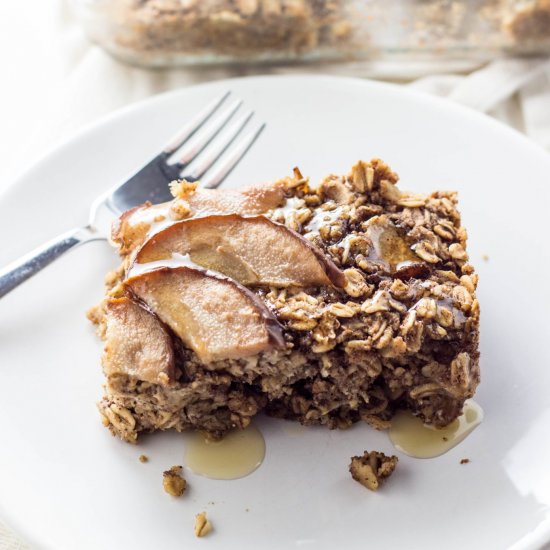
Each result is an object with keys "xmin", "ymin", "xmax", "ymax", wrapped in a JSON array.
[
  {"xmin": 389, "ymin": 400, "xmax": 483, "ymax": 458},
  {"xmin": 184, "ymin": 424, "xmax": 265, "ymax": 480}
]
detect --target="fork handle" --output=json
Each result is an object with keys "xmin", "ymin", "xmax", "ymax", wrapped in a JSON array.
[{"xmin": 0, "ymin": 226, "xmax": 100, "ymax": 299}]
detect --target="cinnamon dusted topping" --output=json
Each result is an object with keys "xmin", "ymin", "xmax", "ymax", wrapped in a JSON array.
[{"xmin": 101, "ymin": 297, "xmax": 175, "ymax": 386}]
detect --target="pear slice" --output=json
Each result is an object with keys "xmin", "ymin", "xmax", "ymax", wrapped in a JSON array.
[
  {"xmin": 102, "ymin": 297, "xmax": 175, "ymax": 385},
  {"xmin": 133, "ymin": 214, "xmax": 345, "ymax": 288},
  {"xmin": 125, "ymin": 266, "xmax": 284, "ymax": 363},
  {"xmin": 112, "ymin": 181, "xmax": 287, "ymax": 253},
  {"xmin": 186, "ymin": 181, "xmax": 287, "ymax": 218}
]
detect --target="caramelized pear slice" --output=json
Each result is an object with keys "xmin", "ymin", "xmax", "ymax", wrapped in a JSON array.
[
  {"xmin": 112, "ymin": 181, "xmax": 287, "ymax": 253},
  {"xmin": 125, "ymin": 266, "xmax": 284, "ymax": 363},
  {"xmin": 186, "ymin": 181, "xmax": 286, "ymax": 218},
  {"xmin": 134, "ymin": 214, "xmax": 345, "ymax": 288},
  {"xmin": 102, "ymin": 297, "xmax": 175, "ymax": 385}
]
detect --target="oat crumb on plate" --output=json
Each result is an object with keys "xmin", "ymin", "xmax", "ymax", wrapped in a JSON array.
[
  {"xmin": 460, "ymin": 458, "xmax": 470, "ymax": 465},
  {"xmin": 349, "ymin": 451, "xmax": 398, "ymax": 491},
  {"xmin": 138, "ymin": 454, "xmax": 148, "ymax": 463},
  {"xmin": 194, "ymin": 512, "xmax": 213, "ymax": 538},
  {"xmin": 162, "ymin": 465, "xmax": 187, "ymax": 497}
]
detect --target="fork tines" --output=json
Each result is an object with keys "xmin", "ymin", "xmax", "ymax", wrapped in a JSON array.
[{"xmin": 163, "ymin": 91, "xmax": 265, "ymax": 189}]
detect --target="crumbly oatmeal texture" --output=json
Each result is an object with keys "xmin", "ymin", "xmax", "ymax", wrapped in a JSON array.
[
  {"xmin": 349, "ymin": 451, "xmax": 398, "ymax": 491},
  {"xmin": 90, "ymin": 158, "xmax": 480, "ymax": 443}
]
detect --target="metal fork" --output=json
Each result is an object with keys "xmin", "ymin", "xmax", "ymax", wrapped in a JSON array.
[{"xmin": 0, "ymin": 92, "xmax": 265, "ymax": 299}]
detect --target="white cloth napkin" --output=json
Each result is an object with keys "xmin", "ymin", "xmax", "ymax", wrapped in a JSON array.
[
  {"xmin": 409, "ymin": 57, "xmax": 550, "ymax": 150},
  {"xmin": 1, "ymin": 1, "xmax": 550, "ymax": 548}
]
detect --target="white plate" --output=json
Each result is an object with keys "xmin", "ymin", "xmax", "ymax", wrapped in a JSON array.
[{"xmin": 1, "ymin": 75, "xmax": 550, "ymax": 550}]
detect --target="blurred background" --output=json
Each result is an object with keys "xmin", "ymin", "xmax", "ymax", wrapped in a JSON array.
[
  {"xmin": 0, "ymin": 1, "xmax": 549, "ymax": 547},
  {"xmin": 1, "ymin": 0, "xmax": 549, "ymax": 188}
]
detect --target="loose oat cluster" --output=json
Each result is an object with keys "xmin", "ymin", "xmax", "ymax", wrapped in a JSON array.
[
  {"xmin": 349, "ymin": 451, "xmax": 398, "ymax": 491},
  {"xmin": 194, "ymin": 512, "xmax": 213, "ymax": 538},
  {"xmin": 162, "ymin": 465, "xmax": 187, "ymax": 497},
  {"xmin": 89, "ymin": 158, "xmax": 480, "ymax": 444},
  {"xmin": 109, "ymin": 0, "xmax": 352, "ymax": 63}
]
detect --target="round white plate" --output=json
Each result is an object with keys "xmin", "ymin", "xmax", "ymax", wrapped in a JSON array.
[{"xmin": 1, "ymin": 75, "xmax": 549, "ymax": 550}]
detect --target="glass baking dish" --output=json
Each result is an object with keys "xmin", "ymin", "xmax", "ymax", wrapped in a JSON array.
[{"xmin": 70, "ymin": 0, "xmax": 550, "ymax": 73}]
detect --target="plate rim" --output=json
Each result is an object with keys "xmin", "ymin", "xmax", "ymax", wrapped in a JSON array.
[
  {"xmin": 1, "ymin": 73, "xmax": 549, "ymax": 205},
  {"xmin": 1, "ymin": 73, "xmax": 550, "ymax": 550}
]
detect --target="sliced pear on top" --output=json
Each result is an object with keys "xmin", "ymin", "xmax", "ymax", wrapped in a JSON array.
[
  {"xmin": 133, "ymin": 214, "xmax": 345, "ymax": 288},
  {"xmin": 125, "ymin": 266, "xmax": 284, "ymax": 363},
  {"xmin": 112, "ymin": 181, "xmax": 287, "ymax": 253},
  {"xmin": 102, "ymin": 297, "xmax": 175, "ymax": 385},
  {"xmin": 186, "ymin": 181, "xmax": 287, "ymax": 218}
]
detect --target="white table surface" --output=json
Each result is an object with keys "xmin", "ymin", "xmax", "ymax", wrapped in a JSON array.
[{"xmin": 1, "ymin": 2, "xmax": 549, "ymax": 549}]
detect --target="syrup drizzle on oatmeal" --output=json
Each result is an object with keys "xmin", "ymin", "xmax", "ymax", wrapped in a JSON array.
[
  {"xmin": 365, "ymin": 218, "xmax": 421, "ymax": 272},
  {"xmin": 184, "ymin": 424, "xmax": 265, "ymax": 480},
  {"xmin": 304, "ymin": 205, "xmax": 343, "ymax": 234},
  {"xmin": 437, "ymin": 298, "xmax": 466, "ymax": 325},
  {"xmin": 271, "ymin": 197, "xmax": 306, "ymax": 223},
  {"xmin": 408, "ymin": 296, "xmax": 466, "ymax": 327},
  {"xmin": 127, "ymin": 203, "xmax": 173, "ymax": 237},
  {"xmin": 127, "ymin": 253, "xmax": 204, "ymax": 278},
  {"xmin": 389, "ymin": 400, "xmax": 483, "ymax": 458}
]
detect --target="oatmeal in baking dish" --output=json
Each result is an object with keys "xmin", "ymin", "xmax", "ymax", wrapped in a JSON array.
[{"xmin": 88, "ymin": 158, "xmax": 480, "ymax": 443}]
